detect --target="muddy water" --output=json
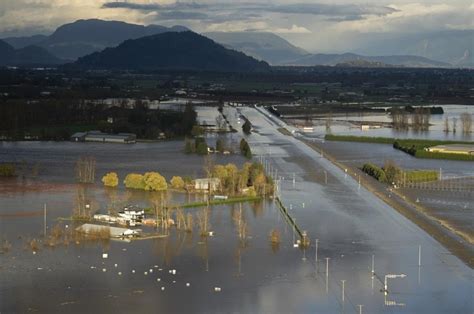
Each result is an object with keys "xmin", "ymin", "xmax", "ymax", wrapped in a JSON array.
[
  {"xmin": 1, "ymin": 134, "xmax": 473, "ymax": 313},
  {"xmin": 301, "ymin": 104, "xmax": 474, "ymax": 141}
]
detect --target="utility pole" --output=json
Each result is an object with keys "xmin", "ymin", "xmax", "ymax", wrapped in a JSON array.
[
  {"xmin": 418, "ymin": 245, "xmax": 421, "ymax": 267},
  {"xmin": 315, "ymin": 239, "xmax": 319, "ymax": 264},
  {"xmin": 325, "ymin": 257, "xmax": 330, "ymax": 293},
  {"xmin": 341, "ymin": 280, "xmax": 346, "ymax": 302},
  {"xmin": 371, "ymin": 254, "xmax": 375, "ymax": 274},
  {"xmin": 43, "ymin": 203, "xmax": 47, "ymax": 237},
  {"xmin": 358, "ymin": 305, "xmax": 363, "ymax": 314}
]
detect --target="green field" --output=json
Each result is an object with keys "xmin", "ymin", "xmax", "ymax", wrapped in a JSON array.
[{"xmin": 325, "ymin": 134, "xmax": 474, "ymax": 161}]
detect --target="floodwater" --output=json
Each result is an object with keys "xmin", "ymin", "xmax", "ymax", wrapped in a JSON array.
[
  {"xmin": 1, "ymin": 107, "xmax": 473, "ymax": 313},
  {"xmin": 300, "ymin": 104, "xmax": 474, "ymax": 141}
]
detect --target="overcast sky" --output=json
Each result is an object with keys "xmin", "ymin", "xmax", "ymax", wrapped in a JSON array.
[{"xmin": 0, "ymin": 0, "xmax": 472, "ymax": 52}]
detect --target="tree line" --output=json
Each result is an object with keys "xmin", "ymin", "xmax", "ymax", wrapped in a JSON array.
[{"xmin": 0, "ymin": 99, "xmax": 197, "ymax": 140}]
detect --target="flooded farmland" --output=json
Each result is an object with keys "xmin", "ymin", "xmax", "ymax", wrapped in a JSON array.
[{"xmin": 1, "ymin": 109, "xmax": 472, "ymax": 313}]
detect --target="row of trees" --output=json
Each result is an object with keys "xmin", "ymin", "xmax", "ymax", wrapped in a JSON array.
[
  {"xmin": 362, "ymin": 160, "xmax": 439, "ymax": 186},
  {"xmin": 211, "ymin": 162, "xmax": 273, "ymax": 196},
  {"xmin": 102, "ymin": 171, "xmax": 188, "ymax": 191},
  {"xmin": 101, "ymin": 161, "xmax": 273, "ymax": 197},
  {"xmin": 391, "ymin": 108, "xmax": 430, "ymax": 130},
  {"xmin": 444, "ymin": 113, "xmax": 472, "ymax": 134},
  {"xmin": 0, "ymin": 99, "xmax": 197, "ymax": 140}
]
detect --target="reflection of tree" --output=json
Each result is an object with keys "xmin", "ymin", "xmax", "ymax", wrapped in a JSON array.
[
  {"xmin": 104, "ymin": 187, "xmax": 118, "ymax": 215},
  {"xmin": 232, "ymin": 204, "xmax": 248, "ymax": 245},
  {"xmin": 251, "ymin": 201, "xmax": 264, "ymax": 218},
  {"xmin": 197, "ymin": 237, "xmax": 210, "ymax": 272},
  {"xmin": 197, "ymin": 207, "xmax": 211, "ymax": 236}
]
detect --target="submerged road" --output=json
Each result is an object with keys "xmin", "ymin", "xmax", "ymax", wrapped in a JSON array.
[{"xmin": 233, "ymin": 106, "xmax": 472, "ymax": 313}]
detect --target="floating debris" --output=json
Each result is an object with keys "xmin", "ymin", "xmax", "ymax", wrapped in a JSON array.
[
  {"xmin": 156, "ymin": 278, "xmax": 161, "ymax": 282},
  {"xmin": 172, "ymin": 280, "xmax": 176, "ymax": 284},
  {"xmin": 186, "ymin": 283, "xmax": 190, "ymax": 287},
  {"xmin": 154, "ymin": 265, "xmax": 159, "ymax": 268},
  {"xmin": 161, "ymin": 287, "xmax": 165, "ymax": 291},
  {"xmin": 102, "ymin": 253, "xmax": 108, "ymax": 259},
  {"xmin": 118, "ymin": 272, "xmax": 122, "ymax": 276},
  {"xmin": 90, "ymin": 266, "xmax": 96, "ymax": 269},
  {"xmin": 37, "ymin": 267, "xmax": 43, "ymax": 270},
  {"xmin": 144, "ymin": 272, "xmax": 148, "ymax": 275},
  {"xmin": 114, "ymin": 264, "xmax": 118, "ymax": 268},
  {"xmin": 149, "ymin": 269, "xmax": 153, "ymax": 273},
  {"xmin": 214, "ymin": 287, "xmax": 222, "ymax": 292},
  {"xmin": 132, "ymin": 269, "xmax": 136, "ymax": 274},
  {"xmin": 102, "ymin": 268, "xmax": 107, "ymax": 272}
]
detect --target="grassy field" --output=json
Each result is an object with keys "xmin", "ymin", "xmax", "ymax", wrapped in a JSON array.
[
  {"xmin": 325, "ymin": 134, "xmax": 474, "ymax": 161},
  {"xmin": 144, "ymin": 196, "xmax": 262, "ymax": 213}
]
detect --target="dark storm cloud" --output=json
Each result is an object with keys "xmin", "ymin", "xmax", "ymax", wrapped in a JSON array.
[
  {"xmin": 101, "ymin": 2, "xmax": 207, "ymax": 11},
  {"xmin": 157, "ymin": 11, "xmax": 209, "ymax": 20},
  {"xmin": 101, "ymin": 1, "xmax": 397, "ymax": 22},
  {"xmin": 268, "ymin": 3, "xmax": 397, "ymax": 16}
]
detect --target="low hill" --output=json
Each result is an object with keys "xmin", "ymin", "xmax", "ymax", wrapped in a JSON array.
[
  {"xmin": 285, "ymin": 53, "xmax": 450, "ymax": 68},
  {"xmin": 74, "ymin": 31, "xmax": 270, "ymax": 72},
  {"xmin": 204, "ymin": 32, "xmax": 308, "ymax": 65},
  {"xmin": 0, "ymin": 40, "xmax": 63, "ymax": 66}
]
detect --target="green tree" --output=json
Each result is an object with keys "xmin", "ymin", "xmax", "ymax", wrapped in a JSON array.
[
  {"xmin": 143, "ymin": 172, "xmax": 168, "ymax": 191},
  {"xmin": 242, "ymin": 119, "xmax": 252, "ymax": 134},
  {"xmin": 225, "ymin": 163, "xmax": 238, "ymax": 193},
  {"xmin": 239, "ymin": 138, "xmax": 252, "ymax": 159},
  {"xmin": 383, "ymin": 160, "xmax": 402, "ymax": 185},
  {"xmin": 191, "ymin": 125, "xmax": 204, "ymax": 137},
  {"xmin": 216, "ymin": 138, "xmax": 225, "ymax": 152},
  {"xmin": 254, "ymin": 173, "xmax": 267, "ymax": 195},
  {"xmin": 124, "ymin": 173, "xmax": 146, "ymax": 189},
  {"xmin": 184, "ymin": 137, "xmax": 195, "ymax": 154},
  {"xmin": 195, "ymin": 138, "xmax": 208, "ymax": 155},
  {"xmin": 102, "ymin": 172, "xmax": 119, "ymax": 188},
  {"xmin": 170, "ymin": 176, "xmax": 185, "ymax": 190}
]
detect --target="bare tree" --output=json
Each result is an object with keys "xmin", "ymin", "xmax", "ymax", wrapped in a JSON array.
[
  {"xmin": 443, "ymin": 117, "xmax": 450, "ymax": 133},
  {"xmin": 325, "ymin": 113, "xmax": 333, "ymax": 132},
  {"xmin": 75, "ymin": 156, "xmax": 96, "ymax": 183},
  {"xmin": 460, "ymin": 112, "xmax": 472, "ymax": 134}
]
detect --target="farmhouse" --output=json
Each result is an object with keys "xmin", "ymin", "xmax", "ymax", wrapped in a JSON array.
[{"xmin": 194, "ymin": 178, "xmax": 220, "ymax": 192}]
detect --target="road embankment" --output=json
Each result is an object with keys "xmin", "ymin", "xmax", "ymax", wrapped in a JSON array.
[{"xmin": 301, "ymin": 138, "xmax": 474, "ymax": 268}]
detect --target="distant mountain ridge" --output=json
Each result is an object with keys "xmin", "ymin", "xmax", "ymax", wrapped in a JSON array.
[
  {"xmin": 204, "ymin": 32, "xmax": 309, "ymax": 65},
  {"xmin": 283, "ymin": 53, "xmax": 450, "ymax": 68},
  {"xmin": 0, "ymin": 40, "xmax": 63, "ymax": 66},
  {"xmin": 3, "ymin": 19, "xmax": 189, "ymax": 61},
  {"xmin": 353, "ymin": 30, "xmax": 474, "ymax": 68},
  {"xmin": 74, "ymin": 31, "xmax": 270, "ymax": 72}
]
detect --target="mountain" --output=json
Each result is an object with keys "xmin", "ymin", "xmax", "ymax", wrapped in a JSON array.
[
  {"xmin": 3, "ymin": 34, "xmax": 48, "ymax": 49},
  {"xmin": 353, "ymin": 30, "xmax": 473, "ymax": 68},
  {"xmin": 2, "ymin": 19, "xmax": 190, "ymax": 61},
  {"xmin": 284, "ymin": 53, "xmax": 450, "ymax": 68},
  {"xmin": 204, "ymin": 32, "xmax": 308, "ymax": 65},
  {"xmin": 74, "ymin": 31, "xmax": 270, "ymax": 72},
  {"xmin": 0, "ymin": 40, "xmax": 63, "ymax": 66}
]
